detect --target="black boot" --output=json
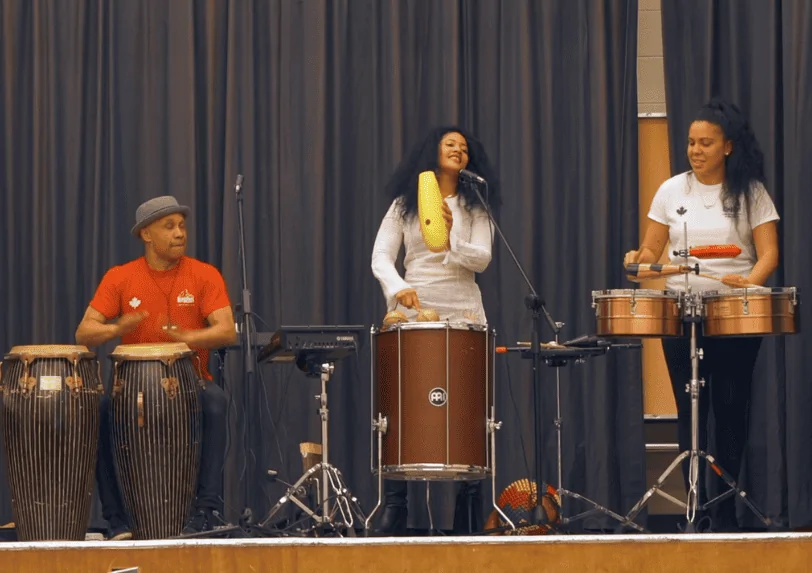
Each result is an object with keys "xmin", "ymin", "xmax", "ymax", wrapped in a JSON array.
[
  {"xmin": 453, "ymin": 481, "xmax": 483, "ymax": 534},
  {"xmin": 376, "ymin": 480, "xmax": 407, "ymax": 535}
]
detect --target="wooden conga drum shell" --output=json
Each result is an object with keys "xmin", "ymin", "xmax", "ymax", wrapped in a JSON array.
[
  {"xmin": 1, "ymin": 345, "xmax": 102, "ymax": 541},
  {"xmin": 109, "ymin": 343, "xmax": 202, "ymax": 539}
]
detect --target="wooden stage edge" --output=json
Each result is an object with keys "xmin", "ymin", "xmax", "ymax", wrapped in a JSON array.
[{"xmin": 1, "ymin": 533, "xmax": 811, "ymax": 572}]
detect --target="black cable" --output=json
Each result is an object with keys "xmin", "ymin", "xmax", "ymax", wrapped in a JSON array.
[
  {"xmin": 253, "ymin": 318, "xmax": 292, "ymax": 494},
  {"xmin": 503, "ymin": 355, "xmax": 533, "ymax": 484}
]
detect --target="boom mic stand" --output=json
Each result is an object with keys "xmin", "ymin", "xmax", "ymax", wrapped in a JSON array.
[
  {"xmin": 175, "ymin": 174, "xmax": 259, "ymax": 541},
  {"xmin": 235, "ymin": 174, "xmax": 257, "ymax": 522},
  {"xmin": 462, "ymin": 171, "xmax": 640, "ymax": 532}
]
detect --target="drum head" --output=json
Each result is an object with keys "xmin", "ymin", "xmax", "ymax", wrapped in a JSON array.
[
  {"xmin": 110, "ymin": 342, "xmax": 193, "ymax": 360},
  {"xmin": 702, "ymin": 286, "xmax": 789, "ymax": 299},
  {"xmin": 592, "ymin": 289, "xmax": 680, "ymax": 298},
  {"xmin": 380, "ymin": 321, "xmax": 487, "ymax": 333},
  {"xmin": 5, "ymin": 344, "xmax": 95, "ymax": 360}
]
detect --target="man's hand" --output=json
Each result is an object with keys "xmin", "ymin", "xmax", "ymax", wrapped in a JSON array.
[
  {"xmin": 163, "ymin": 325, "xmax": 196, "ymax": 346},
  {"xmin": 115, "ymin": 311, "xmax": 148, "ymax": 336}
]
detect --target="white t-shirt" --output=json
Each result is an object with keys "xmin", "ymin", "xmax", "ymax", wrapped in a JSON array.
[{"xmin": 648, "ymin": 171, "xmax": 780, "ymax": 292}]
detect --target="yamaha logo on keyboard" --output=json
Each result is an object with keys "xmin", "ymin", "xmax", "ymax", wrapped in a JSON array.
[{"xmin": 336, "ymin": 336, "xmax": 355, "ymax": 342}]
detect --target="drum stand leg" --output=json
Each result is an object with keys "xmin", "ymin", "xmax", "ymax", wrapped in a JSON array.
[
  {"xmin": 618, "ymin": 315, "xmax": 774, "ymax": 532},
  {"xmin": 550, "ymin": 361, "xmax": 646, "ymax": 533},
  {"xmin": 487, "ymin": 408, "xmax": 516, "ymax": 532},
  {"xmin": 425, "ymin": 482, "xmax": 437, "ymax": 535},
  {"xmin": 258, "ymin": 362, "xmax": 367, "ymax": 536},
  {"xmin": 363, "ymin": 414, "xmax": 387, "ymax": 531}
]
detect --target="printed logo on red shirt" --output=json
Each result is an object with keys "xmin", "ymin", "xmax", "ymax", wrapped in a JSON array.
[{"xmin": 176, "ymin": 289, "xmax": 195, "ymax": 305}]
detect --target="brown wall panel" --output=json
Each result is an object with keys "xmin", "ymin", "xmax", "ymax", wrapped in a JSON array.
[{"xmin": 638, "ymin": 117, "xmax": 677, "ymax": 416}]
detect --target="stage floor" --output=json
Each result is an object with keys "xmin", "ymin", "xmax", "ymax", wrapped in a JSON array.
[{"xmin": 0, "ymin": 532, "xmax": 811, "ymax": 572}]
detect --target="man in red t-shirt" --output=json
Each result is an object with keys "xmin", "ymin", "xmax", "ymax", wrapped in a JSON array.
[{"xmin": 76, "ymin": 195, "xmax": 237, "ymax": 539}]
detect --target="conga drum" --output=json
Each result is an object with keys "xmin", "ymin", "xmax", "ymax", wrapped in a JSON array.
[
  {"xmin": 0, "ymin": 345, "xmax": 102, "ymax": 540},
  {"xmin": 109, "ymin": 343, "xmax": 202, "ymax": 539}
]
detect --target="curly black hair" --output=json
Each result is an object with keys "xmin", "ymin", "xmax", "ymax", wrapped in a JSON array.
[
  {"xmin": 692, "ymin": 97, "xmax": 767, "ymax": 216},
  {"xmin": 385, "ymin": 125, "xmax": 501, "ymax": 219}
]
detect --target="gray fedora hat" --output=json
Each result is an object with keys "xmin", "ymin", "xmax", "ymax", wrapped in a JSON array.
[{"xmin": 131, "ymin": 196, "xmax": 191, "ymax": 237}]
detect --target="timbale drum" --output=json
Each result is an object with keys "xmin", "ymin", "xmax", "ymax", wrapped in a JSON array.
[
  {"xmin": 702, "ymin": 287, "xmax": 800, "ymax": 337},
  {"xmin": 592, "ymin": 289, "xmax": 684, "ymax": 338}
]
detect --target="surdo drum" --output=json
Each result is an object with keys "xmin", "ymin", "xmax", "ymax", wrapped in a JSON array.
[{"xmin": 372, "ymin": 322, "xmax": 494, "ymax": 480}]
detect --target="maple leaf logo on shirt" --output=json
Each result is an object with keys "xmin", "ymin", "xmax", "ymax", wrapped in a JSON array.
[
  {"xmin": 676, "ymin": 206, "xmax": 687, "ymax": 216},
  {"xmin": 129, "ymin": 297, "xmax": 142, "ymax": 309}
]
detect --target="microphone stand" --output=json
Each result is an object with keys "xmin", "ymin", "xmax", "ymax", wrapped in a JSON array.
[
  {"xmin": 235, "ymin": 174, "xmax": 256, "ymax": 516},
  {"xmin": 464, "ymin": 172, "xmax": 642, "ymax": 532},
  {"xmin": 462, "ymin": 172, "xmax": 558, "ymax": 527}
]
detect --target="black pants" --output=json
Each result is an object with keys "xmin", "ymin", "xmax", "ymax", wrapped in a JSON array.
[
  {"xmin": 662, "ymin": 331, "xmax": 761, "ymax": 527},
  {"xmin": 383, "ymin": 479, "xmax": 483, "ymax": 532},
  {"xmin": 96, "ymin": 381, "xmax": 228, "ymax": 528}
]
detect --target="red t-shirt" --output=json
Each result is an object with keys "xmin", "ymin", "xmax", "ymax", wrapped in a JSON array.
[{"xmin": 89, "ymin": 256, "xmax": 232, "ymax": 380}]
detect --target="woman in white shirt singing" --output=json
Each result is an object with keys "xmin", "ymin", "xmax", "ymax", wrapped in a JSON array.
[
  {"xmin": 371, "ymin": 126, "xmax": 501, "ymax": 534},
  {"xmin": 625, "ymin": 98, "xmax": 780, "ymax": 532}
]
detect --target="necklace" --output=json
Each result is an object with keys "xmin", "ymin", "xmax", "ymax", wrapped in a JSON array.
[
  {"xmin": 700, "ymin": 189, "xmax": 718, "ymax": 209},
  {"xmin": 690, "ymin": 175, "xmax": 722, "ymax": 209},
  {"xmin": 144, "ymin": 257, "xmax": 182, "ymax": 330}
]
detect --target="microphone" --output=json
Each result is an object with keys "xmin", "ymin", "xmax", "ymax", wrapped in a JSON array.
[
  {"xmin": 234, "ymin": 174, "xmax": 244, "ymax": 194},
  {"xmin": 459, "ymin": 169, "xmax": 486, "ymax": 184}
]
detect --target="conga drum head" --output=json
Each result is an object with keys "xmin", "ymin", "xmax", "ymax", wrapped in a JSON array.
[
  {"xmin": 111, "ymin": 342, "xmax": 193, "ymax": 360},
  {"xmin": 5, "ymin": 344, "xmax": 95, "ymax": 360}
]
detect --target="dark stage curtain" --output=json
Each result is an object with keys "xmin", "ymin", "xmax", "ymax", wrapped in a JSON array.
[
  {"xmin": 0, "ymin": 0, "xmax": 642, "ymax": 532},
  {"xmin": 662, "ymin": 0, "xmax": 812, "ymax": 528}
]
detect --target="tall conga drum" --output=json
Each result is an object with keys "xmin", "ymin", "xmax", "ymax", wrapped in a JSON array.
[
  {"xmin": 108, "ymin": 343, "xmax": 202, "ymax": 539},
  {"xmin": 0, "ymin": 345, "xmax": 102, "ymax": 540}
]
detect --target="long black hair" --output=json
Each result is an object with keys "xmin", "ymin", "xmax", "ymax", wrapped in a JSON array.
[
  {"xmin": 385, "ymin": 125, "xmax": 501, "ymax": 219},
  {"xmin": 692, "ymin": 97, "xmax": 767, "ymax": 217}
]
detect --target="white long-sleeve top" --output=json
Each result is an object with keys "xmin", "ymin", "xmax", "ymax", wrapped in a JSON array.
[{"xmin": 371, "ymin": 195, "xmax": 493, "ymax": 324}]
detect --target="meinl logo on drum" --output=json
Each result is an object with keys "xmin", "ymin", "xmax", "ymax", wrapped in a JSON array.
[{"xmin": 429, "ymin": 387, "xmax": 448, "ymax": 407}]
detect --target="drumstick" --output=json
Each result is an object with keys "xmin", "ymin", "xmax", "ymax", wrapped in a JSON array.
[
  {"xmin": 625, "ymin": 263, "xmax": 696, "ymax": 279},
  {"xmin": 696, "ymin": 273, "xmax": 760, "ymax": 289},
  {"xmin": 626, "ymin": 263, "xmax": 761, "ymax": 288},
  {"xmin": 495, "ymin": 341, "xmax": 561, "ymax": 353}
]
